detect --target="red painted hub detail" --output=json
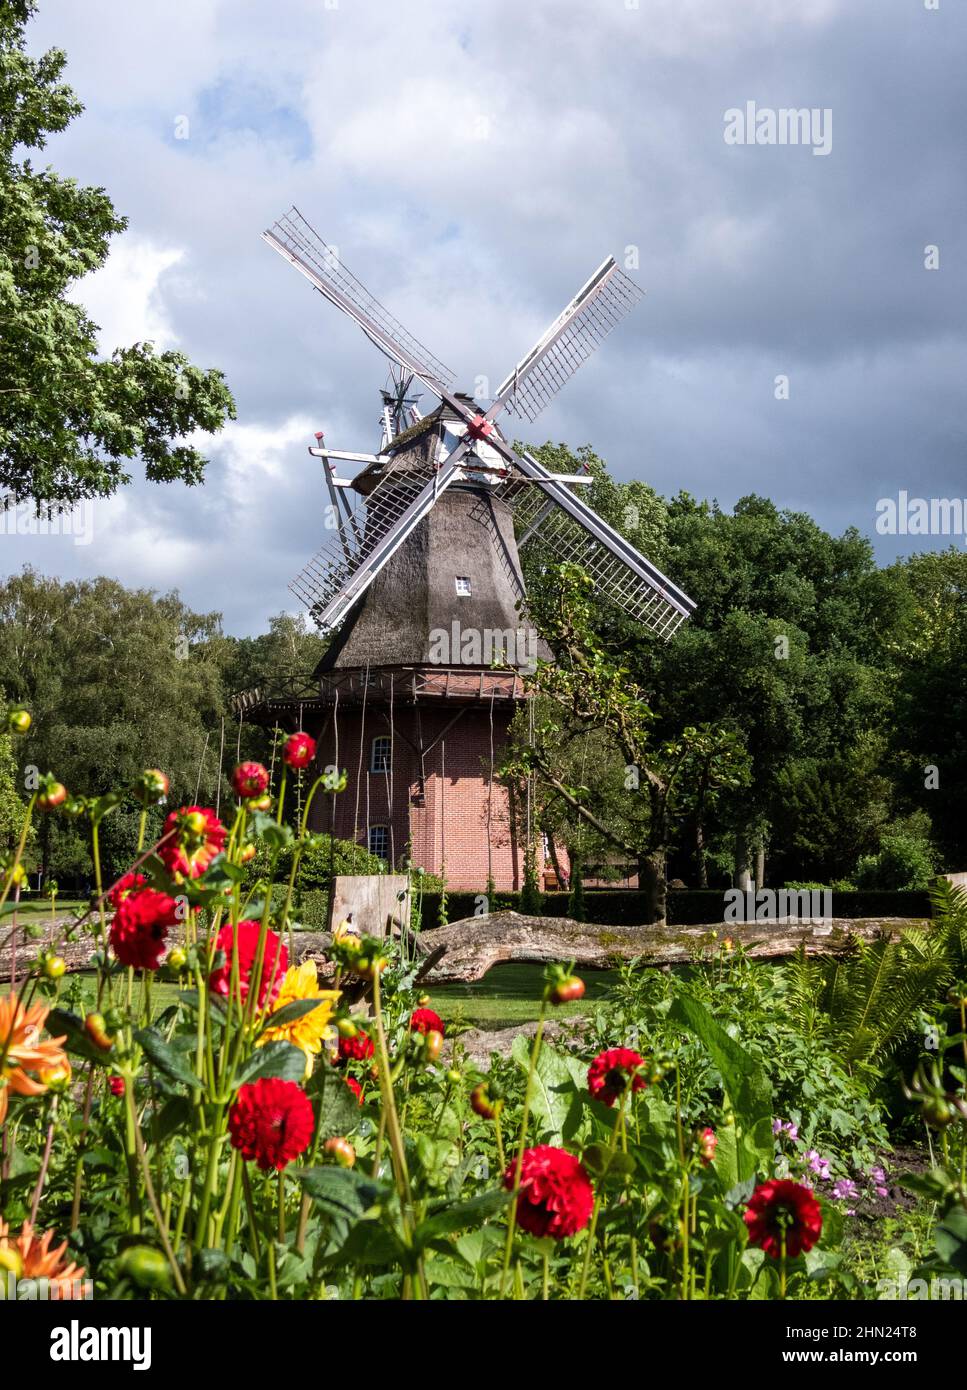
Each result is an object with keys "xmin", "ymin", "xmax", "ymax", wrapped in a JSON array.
[{"xmin": 466, "ymin": 414, "xmax": 494, "ymax": 441}]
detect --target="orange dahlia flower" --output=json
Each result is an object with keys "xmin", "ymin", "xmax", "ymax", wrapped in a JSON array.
[
  {"xmin": 0, "ymin": 995, "xmax": 69, "ymax": 1125},
  {"xmin": 0, "ymin": 1219, "xmax": 87, "ymax": 1296}
]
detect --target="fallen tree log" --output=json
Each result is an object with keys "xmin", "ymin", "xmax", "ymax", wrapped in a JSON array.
[
  {"xmin": 410, "ymin": 910, "xmax": 929, "ymax": 984},
  {"xmin": 0, "ymin": 911, "xmax": 929, "ymax": 986}
]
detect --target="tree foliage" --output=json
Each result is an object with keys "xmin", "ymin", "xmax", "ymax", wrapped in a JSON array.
[{"xmin": 0, "ymin": 1, "xmax": 235, "ymax": 505}]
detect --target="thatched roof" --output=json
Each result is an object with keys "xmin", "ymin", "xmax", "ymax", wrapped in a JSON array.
[{"xmin": 317, "ymin": 485, "xmax": 550, "ymax": 672}]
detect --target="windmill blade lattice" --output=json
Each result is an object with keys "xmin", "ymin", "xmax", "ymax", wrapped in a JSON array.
[
  {"xmin": 289, "ymin": 449, "xmax": 467, "ymax": 631},
  {"xmin": 493, "ymin": 259, "xmax": 644, "ymax": 424},
  {"xmin": 263, "ymin": 207, "xmax": 456, "ymax": 393},
  {"xmin": 500, "ymin": 451, "xmax": 694, "ymax": 637}
]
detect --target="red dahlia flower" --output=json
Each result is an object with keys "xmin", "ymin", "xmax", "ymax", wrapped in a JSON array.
[
  {"xmin": 344, "ymin": 1076, "xmax": 364, "ymax": 1105},
  {"xmin": 504, "ymin": 1146, "xmax": 594, "ymax": 1240},
  {"xmin": 337, "ymin": 1031, "xmax": 374, "ymax": 1064},
  {"xmin": 410, "ymin": 1007, "xmax": 444, "ymax": 1036},
  {"xmin": 209, "ymin": 920, "xmax": 289, "ymax": 1008},
  {"xmin": 159, "ymin": 806, "xmax": 226, "ymax": 880},
  {"xmin": 108, "ymin": 871, "xmax": 147, "ymax": 909},
  {"xmin": 587, "ymin": 1047, "xmax": 648, "ymax": 1107},
  {"xmin": 232, "ymin": 761, "xmax": 269, "ymax": 799},
  {"xmin": 228, "ymin": 1077, "xmax": 314, "ymax": 1171},
  {"xmin": 109, "ymin": 888, "xmax": 181, "ymax": 970},
  {"xmin": 283, "ymin": 732, "xmax": 316, "ymax": 770},
  {"xmin": 744, "ymin": 1179, "xmax": 823, "ymax": 1259}
]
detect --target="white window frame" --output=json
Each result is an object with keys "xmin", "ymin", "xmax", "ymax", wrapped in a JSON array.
[
  {"xmin": 370, "ymin": 735, "xmax": 391, "ymax": 773},
  {"xmin": 368, "ymin": 825, "xmax": 389, "ymax": 860},
  {"xmin": 455, "ymin": 575, "xmax": 472, "ymax": 596}
]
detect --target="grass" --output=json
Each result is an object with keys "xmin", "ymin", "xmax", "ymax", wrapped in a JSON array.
[
  {"xmin": 36, "ymin": 962, "xmax": 621, "ymax": 1032},
  {"xmin": 6, "ymin": 897, "xmax": 86, "ymax": 918},
  {"xmin": 432, "ymin": 963, "xmax": 619, "ymax": 1030}
]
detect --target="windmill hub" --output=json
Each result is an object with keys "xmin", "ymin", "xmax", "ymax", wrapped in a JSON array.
[{"xmin": 466, "ymin": 413, "xmax": 495, "ymax": 441}]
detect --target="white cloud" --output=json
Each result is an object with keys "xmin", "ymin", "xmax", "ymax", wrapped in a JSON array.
[{"xmin": 69, "ymin": 237, "xmax": 186, "ymax": 353}]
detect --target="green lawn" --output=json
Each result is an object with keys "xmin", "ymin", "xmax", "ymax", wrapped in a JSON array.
[
  {"xmin": 432, "ymin": 963, "xmax": 619, "ymax": 1030},
  {"xmin": 42, "ymin": 962, "xmax": 619, "ymax": 1032},
  {"xmin": 7, "ymin": 897, "xmax": 86, "ymax": 917}
]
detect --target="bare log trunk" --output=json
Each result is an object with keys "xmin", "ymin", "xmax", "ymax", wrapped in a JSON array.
[{"xmin": 398, "ymin": 911, "xmax": 919, "ymax": 984}]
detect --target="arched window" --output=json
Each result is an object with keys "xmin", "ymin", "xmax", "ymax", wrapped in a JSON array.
[
  {"xmin": 370, "ymin": 735, "xmax": 391, "ymax": 773},
  {"xmin": 368, "ymin": 825, "xmax": 389, "ymax": 861}
]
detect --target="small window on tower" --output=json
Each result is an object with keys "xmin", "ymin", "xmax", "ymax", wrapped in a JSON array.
[
  {"xmin": 370, "ymin": 735, "xmax": 391, "ymax": 773},
  {"xmin": 455, "ymin": 576, "xmax": 472, "ymax": 596},
  {"xmin": 368, "ymin": 825, "xmax": 389, "ymax": 861}
]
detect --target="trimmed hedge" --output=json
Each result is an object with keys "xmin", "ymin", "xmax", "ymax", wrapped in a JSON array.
[{"xmin": 415, "ymin": 887, "xmax": 933, "ymax": 931}]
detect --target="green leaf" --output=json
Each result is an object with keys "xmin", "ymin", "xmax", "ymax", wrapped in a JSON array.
[
  {"xmin": 668, "ymin": 993, "xmax": 772, "ymax": 1128},
  {"xmin": 235, "ymin": 1041, "xmax": 307, "ymax": 1085},
  {"xmin": 135, "ymin": 1028, "xmax": 202, "ymax": 1089},
  {"xmin": 511, "ymin": 1036, "xmax": 582, "ymax": 1145},
  {"xmin": 935, "ymin": 1205, "xmax": 967, "ymax": 1272},
  {"xmin": 153, "ymin": 1096, "xmax": 193, "ymax": 1143},
  {"xmin": 307, "ymin": 1065, "xmax": 364, "ymax": 1139},
  {"xmin": 413, "ymin": 1189, "xmax": 512, "ymax": 1248},
  {"xmin": 260, "ymin": 997, "xmax": 329, "ymax": 1032},
  {"xmin": 296, "ymin": 1166, "xmax": 385, "ymax": 1221},
  {"xmin": 47, "ymin": 1008, "xmax": 112, "ymax": 1066},
  {"xmin": 197, "ymin": 852, "xmax": 247, "ymax": 887},
  {"xmin": 250, "ymin": 811, "xmax": 294, "ymax": 852},
  {"xmin": 581, "ymin": 1143, "xmax": 635, "ymax": 1182}
]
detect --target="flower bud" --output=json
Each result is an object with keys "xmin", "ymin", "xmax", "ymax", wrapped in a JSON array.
[
  {"xmin": 118, "ymin": 1245, "xmax": 172, "ymax": 1292},
  {"xmin": 37, "ymin": 780, "xmax": 68, "ymax": 811},
  {"xmin": 7, "ymin": 706, "xmax": 31, "ymax": 735},
  {"xmin": 323, "ymin": 1136, "xmax": 356, "ymax": 1168},
  {"xmin": 43, "ymin": 954, "xmax": 67, "ymax": 980},
  {"xmin": 84, "ymin": 1013, "xmax": 114, "ymax": 1051},
  {"xmin": 232, "ymin": 761, "xmax": 269, "ymax": 799},
  {"xmin": 131, "ymin": 769, "xmax": 169, "ymax": 808}
]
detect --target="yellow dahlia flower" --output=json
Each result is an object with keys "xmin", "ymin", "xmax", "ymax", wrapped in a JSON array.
[{"xmin": 259, "ymin": 961, "xmax": 339, "ymax": 1076}]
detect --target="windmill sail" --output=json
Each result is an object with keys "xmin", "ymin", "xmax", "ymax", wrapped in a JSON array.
[
  {"xmin": 290, "ymin": 451, "xmax": 465, "ymax": 631},
  {"xmin": 500, "ymin": 448, "xmax": 695, "ymax": 637},
  {"xmin": 262, "ymin": 207, "xmax": 455, "ymax": 393},
  {"xmin": 492, "ymin": 258, "xmax": 644, "ymax": 424}
]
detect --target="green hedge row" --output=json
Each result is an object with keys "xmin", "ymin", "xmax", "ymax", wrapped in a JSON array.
[{"xmin": 414, "ymin": 887, "xmax": 933, "ymax": 930}]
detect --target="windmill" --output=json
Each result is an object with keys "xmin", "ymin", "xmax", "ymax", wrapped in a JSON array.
[
  {"xmin": 259, "ymin": 207, "xmax": 694, "ymax": 893},
  {"xmin": 262, "ymin": 207, "xmax": 695, "ymax": 641}
]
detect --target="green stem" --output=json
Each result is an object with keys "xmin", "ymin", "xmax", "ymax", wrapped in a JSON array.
[{"xmin": 500, "ymin": 995, "xmax": 547, "ymax": 1297}]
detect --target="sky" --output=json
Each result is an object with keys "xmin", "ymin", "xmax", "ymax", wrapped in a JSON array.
[{"xmin": 4, "ymin": 0, "xmax": 966, "ymax": 635}]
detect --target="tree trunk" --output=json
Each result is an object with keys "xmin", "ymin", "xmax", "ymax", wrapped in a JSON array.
[
  {"xmin": 733, "ymin": 834, "xmax": 752, "ymax": 892},
  {"xmin": 545, "ymin": 833, "xmax": 567, "ymax": 891},
  {"xmin": 566, "ymin": 849, "xmax": 585, "ymax": 921},
  {"xmin": 638, "ymin": 849, "xmax": 667, "ymax": 925},
  {"xmin": 755, "ymin": 843, "xmax": 766, "ymax": 892},
  {"xmin": 695, "ymin": 816, "xmax": 708, "ymax": 889}
]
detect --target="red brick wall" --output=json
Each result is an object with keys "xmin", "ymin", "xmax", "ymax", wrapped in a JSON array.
[{"xmin": 306, "ymin": 700, "xmax": 529, "ymax": 891}]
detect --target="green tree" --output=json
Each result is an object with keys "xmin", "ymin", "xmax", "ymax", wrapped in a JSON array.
[
  {"xmin": 0, "ymin": 568, "xmax": 229, "ymax": 878},
  {"xmin": 0, "ymin": 726, "xmax": 26, "ymax": 851},
  {"xmin": 884, "ymin": 549, "xmax": 967, "ymax": 868},
  {"xmin": 503, "ymin": 565, "xmax": 748, "ymax": 923},
  {"xmin": 0, "ymin": 1, "xmax": 234, "ymax": 505}
]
